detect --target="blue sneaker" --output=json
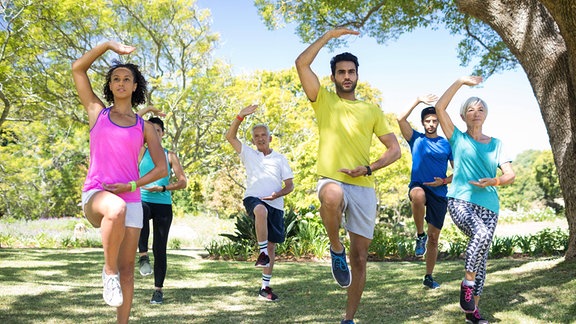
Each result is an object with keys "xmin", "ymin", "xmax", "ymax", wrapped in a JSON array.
[
  {"xmin": 341, "ymin": 320, "xmax": 355, "ymax": 324},
  {"xmin": 423, "ymin": 274, "xmax": 440, "ymax": 289},
  {"xmin": 330, "ymin": 247, "xmax": 351, "ymax": 288},
  {"xmin": 415, "ymin": 234, "xmax": 427, "ymax": 257}
]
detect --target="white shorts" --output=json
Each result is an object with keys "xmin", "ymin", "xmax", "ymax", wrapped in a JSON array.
[
  {"xmin": 317, "ymin": 178, "xmax": 378, "ymax": 239},
  {"xmin": 81, "ymin": 189, "xmax": 143, "ymax": 229}
]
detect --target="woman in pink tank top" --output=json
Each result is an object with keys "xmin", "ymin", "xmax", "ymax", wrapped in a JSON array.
[{"xmin": 72, "ymin": 41, "xmax": 167, "ymax": 323}]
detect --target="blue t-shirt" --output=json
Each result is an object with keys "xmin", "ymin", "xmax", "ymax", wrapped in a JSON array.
[
  {"xmin": 139, "ymin": 148, "xmax": 172, "ymax": 204},
  {"xmin": 447, "ymin": 127, "xmax": 512, "ymax": 213},
  {"xmin": 408, "ymin": 130, "xmax": 453, "ymax": 197}
]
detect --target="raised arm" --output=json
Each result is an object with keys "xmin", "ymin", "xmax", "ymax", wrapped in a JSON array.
[
  {"xmin": 137, "ymin": 105, "xmax": 166, "ymax": 117},
  {"xmin": 71, "ymin": 41, "xmax": 136, "ymax": 127},
  {"xmin": 435, "ymin": 76, "xmax": 483, "ymax": 140},
  {"xmin": 397, "ymin": 94, "xmax": 438, "ymax": 141},
  {"xmin": 295, "ymin": 28, "xmax": 359, "ymax": 102},
  {"xmin": 225, "ymin": 104, "xmax": 258, "ymax": 154}
]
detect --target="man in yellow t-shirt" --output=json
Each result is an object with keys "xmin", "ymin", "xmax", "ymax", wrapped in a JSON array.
[{"xmin": 295, "ymin": 28, "xmax": 401, "ymax": 324}]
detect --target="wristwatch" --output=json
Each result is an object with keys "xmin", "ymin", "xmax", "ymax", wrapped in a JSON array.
[{"xmin": 365, "ymin": 165, "xmax": 372, "ymax": 176}]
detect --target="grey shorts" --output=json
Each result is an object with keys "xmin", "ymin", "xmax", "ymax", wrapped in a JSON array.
[
  {"xmin": 317, "ymin": 178, "xmax": 378, "ymax": 239},
  {"xmin": 81, "ymin": 189, "xmax": 144, "ymax": 229}
]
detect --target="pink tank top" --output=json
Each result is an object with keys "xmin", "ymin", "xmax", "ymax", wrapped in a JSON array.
[{"xmin": 83, "ymin": 107, "xmax": 144, "ymax": 202}]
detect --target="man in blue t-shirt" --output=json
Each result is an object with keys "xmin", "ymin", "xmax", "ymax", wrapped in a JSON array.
[{"xmin": 397, "ymin": 95, "xmax": 453, "ymax": 289}]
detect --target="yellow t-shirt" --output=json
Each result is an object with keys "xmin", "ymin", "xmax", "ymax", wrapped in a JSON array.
[{"xmin": 311, "ymin": 87, "xmax": 392, "ymax": 187}]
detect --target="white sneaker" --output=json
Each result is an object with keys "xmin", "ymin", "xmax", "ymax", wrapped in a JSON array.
[{"xmin": 102, "ymin": 267, "xmax": 123, "ymax": 307}]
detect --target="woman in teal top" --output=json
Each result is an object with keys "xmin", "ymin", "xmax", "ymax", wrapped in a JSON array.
[
  {"xmin": 136, "ymin": 113, "xmax": 188, "ymax": 305},
  {"xmin": 435, "ymin": 76, "xmax": 516, "ymax": 324}
]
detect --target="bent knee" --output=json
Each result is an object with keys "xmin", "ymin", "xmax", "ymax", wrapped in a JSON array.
[{"xmin": 319, "ymin": 184, "xmax": 344, "ymax": 208}]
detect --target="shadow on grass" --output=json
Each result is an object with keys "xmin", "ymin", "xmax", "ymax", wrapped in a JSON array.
[{"xmin": 0, "ymin": 248, "xmax": 574, "ymax": 323}]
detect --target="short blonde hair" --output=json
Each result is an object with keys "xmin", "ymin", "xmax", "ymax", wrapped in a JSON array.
[{"xmin": 460, "ymin": 97, "xmax": 488, "ymax": 118}]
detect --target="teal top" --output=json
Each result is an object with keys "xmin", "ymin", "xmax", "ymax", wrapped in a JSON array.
[
  {"xmin": 447, "ymin": 127, "xmax": 511, "ymax": 213},
  {"xmin": 139, "ymin": 148, "xmax": 172, "ymax": 204}
]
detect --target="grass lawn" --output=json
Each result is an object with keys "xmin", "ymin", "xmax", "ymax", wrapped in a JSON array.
[{"xmin": 0, "ymin": 248, "xmax": 574, "ymax": 323}]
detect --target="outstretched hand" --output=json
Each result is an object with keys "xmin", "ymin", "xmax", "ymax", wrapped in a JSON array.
[
  {"xmin": 460, "ymin": 76, "xmax": 483, "ymax": 87},
  {"xmin": 108, "ymin": 41, "xmax": 136, "ymax": 55},
  {"xmin": 238, "ymin": 104, "xmax": 258, "ymax": 119},
  {"xmin": 146, "ymin": 106, "xmax": 167, "ymax": 117},
  {"xmin": 423, "ymin": 177, "xmax": 444, "ymax": 187},
  {"xmin": 417, "ymin": 94, "xmax": 439, "ymax": 105},
  {"xmin": 338, "ymin": 166, "xmax": 368, "ymax": 178},
  {"xmin": 329, "ymin": 28, "xmax": 360, "ymax": 39}
]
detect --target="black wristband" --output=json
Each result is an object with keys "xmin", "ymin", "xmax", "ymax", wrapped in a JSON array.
[
  {"xmin": 365, "ymin": 165, "xmax": 372, "ymax": 176},
  {"xmin": 162, "ymin": 185, "xmax": 167, "ymax": 192}
]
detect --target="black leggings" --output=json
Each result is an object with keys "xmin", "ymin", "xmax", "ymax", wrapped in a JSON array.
[{"xmin": 139, "ymin": 202, "xmax": 173, "ymax": 288}]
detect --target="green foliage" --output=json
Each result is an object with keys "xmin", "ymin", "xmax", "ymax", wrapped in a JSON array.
[
  {"xmin": 490, "ymin": 236, "xmax": 515, "ymax": 258},
  {"xmin": 533, "ymin": 150, "xmax": 562, "ymax": 212},
  {"xmin": 255, "ymin": 0, "xmax": 516, "ymax": 78}
]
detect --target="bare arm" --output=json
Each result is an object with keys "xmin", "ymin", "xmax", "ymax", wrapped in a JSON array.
[
  {"xmin": 261, "ymin": 178, "xmax": 294, "ymax": 201},
  {"xmin": 137, "ymin": 105, "xmax": 166, "ymax": 117},
  {"xmin": 471, "ymin": 161, "xmax": 516, "ymax": 188},
  {"xmin": 71, "ymin": 41, "xmax": 136, "ymax": 128},
  {"xmin": 225, "ymin": 104, "xmax": 257, "ymax": 154},
  {"xmin": 295, "ymin": 28, "xmax": 359, "ymax": 102},
  {"xmin": 435, "ymin": 76, "xmax": 483, "ymax": 140},
  {"xmin": 338, "ymin": 133, "xmax": 401, "ymax": 177},
  {"xmin": 397, "ymin": 94, "xmax": 438, "ymax": 141}
]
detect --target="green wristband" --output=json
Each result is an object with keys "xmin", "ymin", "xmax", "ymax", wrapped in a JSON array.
[{"xmin": 129, "ymin": 181, "xmax": 137, "ymax": 192}]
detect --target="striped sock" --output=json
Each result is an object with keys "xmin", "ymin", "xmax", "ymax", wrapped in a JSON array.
[
  {"xmin": 258, "ymin": 240, "xmax": 269, "ymax": 255},
  {"xmin": 262, "ymin": 273, "xmax": 272, "ymax": 289}
]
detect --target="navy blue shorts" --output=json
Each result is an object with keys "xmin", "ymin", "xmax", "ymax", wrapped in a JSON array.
[
  {"xmin": 408, "ymin": 183, "xmax": 448, "ymax": 230},
  {"xmin": 242, "ymin": 196, "xmax": 285, "ymax": 243}
]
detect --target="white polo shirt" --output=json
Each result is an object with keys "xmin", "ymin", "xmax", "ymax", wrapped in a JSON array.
[{"xmin": 239, "ymin": 143, "xmax": 294, "ymax": 210}]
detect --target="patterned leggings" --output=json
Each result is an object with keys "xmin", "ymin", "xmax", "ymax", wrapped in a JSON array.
[{"xmin": 448, "ymin": 198, "xmax": 498, "ymax": 296}]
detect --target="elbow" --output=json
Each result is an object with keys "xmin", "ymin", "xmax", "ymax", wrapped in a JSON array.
[{"xmin": 393, "ymin": 147, "xmax": 401, "ymax": 162}]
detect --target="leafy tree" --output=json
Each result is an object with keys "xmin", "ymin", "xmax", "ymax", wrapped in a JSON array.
[
  {"xmin": 533, "ymin": 150, "xmax": 562, "ymax": 213},
  {"xmin": 254, "ymin": 0, "xmax": 576, "ymax": 260}
]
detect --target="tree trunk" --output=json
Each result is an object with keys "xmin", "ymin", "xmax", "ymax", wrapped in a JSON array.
[{"xmin": 456, "ymin": 0, "xmax": 576, "ymax": 260}]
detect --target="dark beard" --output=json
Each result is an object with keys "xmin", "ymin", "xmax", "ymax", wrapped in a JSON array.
[{"xmin": 335, "ymin": 81, "xmax": 356, "ymax": 94}]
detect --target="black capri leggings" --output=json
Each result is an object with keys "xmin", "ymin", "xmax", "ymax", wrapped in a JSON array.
[{"xmin": 139, "ymin": 201, "xmax": 173, "ymax": 288}]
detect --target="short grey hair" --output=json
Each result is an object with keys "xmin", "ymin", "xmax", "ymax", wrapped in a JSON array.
[
  {"xmin": 460, "ymin": 96, "xmax": 488, "ymax": 118},
  {"xmin": 251, "ymin": 123, "xmax": 270, "ymax": 137}
]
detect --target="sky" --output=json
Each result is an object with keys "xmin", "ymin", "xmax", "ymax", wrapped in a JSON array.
[{"xmin": 197, "ymin": 0, "xmax": 551, "ymax": 158}]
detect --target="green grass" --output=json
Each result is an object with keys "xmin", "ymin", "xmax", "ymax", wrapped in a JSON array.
[{"xmin": 0, "ymin": 248, "xmax": 574, "ymax": 323}]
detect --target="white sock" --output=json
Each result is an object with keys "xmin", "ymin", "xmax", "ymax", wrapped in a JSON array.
[
  {"xmin": 258, "ymin": 240, "xmax": 269, "ymax": 255},
  {"xmin": 262, "ymin": 273, "xmax": 272, "ymax": 289}
]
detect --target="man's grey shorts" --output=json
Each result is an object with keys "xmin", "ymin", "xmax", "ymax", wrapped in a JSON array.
[{"xmin": 317, "ymin": 178, "xmax": 378, "ymax": 239}]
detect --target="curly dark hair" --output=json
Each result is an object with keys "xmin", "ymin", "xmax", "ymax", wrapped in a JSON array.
[
  {"xmin": 330, "ymin": 52, "xmax": 359, "ymax": 76},
  {"xmin": 102, "ymin": 60, "xmax": 147, "ymax": 107}
]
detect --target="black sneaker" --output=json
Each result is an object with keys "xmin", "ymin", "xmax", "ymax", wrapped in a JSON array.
[
  {"xmin": 423, "ymin": 275, "xmax": 440, "ymax": 289},
  {"xmin": 150, "ymin": 290, "xmax": 163, "ymax": 304},
  {"xmin": 460, "ymin": 281, "xmax": 476, "ymax": 313},
  {"xmin": 258, "ymin": 286, "xmax": 279, "ymax": 301},
  {"xmin": 255, "ymin": 252, "xmax": 270, "ymax": 267},
  {"xmin": 465, "ymin": 308, "xmax": 488, "ymax": 324},
  {"xmin": 330, "ymin": 247, "xmax": 351, "ymax": 288}
]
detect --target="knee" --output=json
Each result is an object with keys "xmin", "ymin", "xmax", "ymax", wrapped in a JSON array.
[
  {"xmin": 253, "ymin": 204, "xmax": 268, "ymax": 218},
  {"xmin": 104, "ymin": 202, "xmax": 127, "ymax": 223},
  {"xmin": 427, "ymin": 233, "xmax": 439, "ymax": 247},
  {"xmin": 410, "ymin": 188, "xmax": 426, "ymax": 205},
  {"xmin": 349, "ymin": 249, "xmax": 368, "ymax": 270},
  {"xmin": 319, "ymin": 186, "xmax": 343, "ymax": 211}
]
